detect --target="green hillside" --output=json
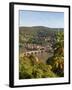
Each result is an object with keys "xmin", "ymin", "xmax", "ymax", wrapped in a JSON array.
[{"xmin": 19, "ymin": 26, "xmax": 64, "ymax": 79}]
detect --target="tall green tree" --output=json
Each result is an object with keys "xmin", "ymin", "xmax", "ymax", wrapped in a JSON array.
[{"xmin": 47, "ymin": 31, "xmax": 64, "ymax": 77}]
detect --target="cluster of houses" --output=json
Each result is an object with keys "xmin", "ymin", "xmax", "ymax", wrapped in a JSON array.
[
  {"xmin": 22, "ymin": 43, "xmax": 53, "ymax": 56},
  {"xmin": 19, "ymin": 42, "xmax": 54, "ymax": 57},
  {"xmin": 25, "ymin": 44, "xmax": 45, "ymax": 50}
]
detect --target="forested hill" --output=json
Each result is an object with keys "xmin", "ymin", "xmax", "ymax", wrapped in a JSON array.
[
  {"xmin": 19, "ymin": 26, "xmax": 64, "ymax": 45},
  {"xmin": 19, "ymin": 26, "xmax": 64, "ymax": 32},
  {"xmin": 19, "ymin": 26, "xmax": 64, "ymax": 42},
  {"xmin": 19, "ymin": 26, "xmax": 64, "ymax": 47}
]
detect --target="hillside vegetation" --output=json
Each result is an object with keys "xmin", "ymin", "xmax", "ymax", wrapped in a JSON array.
[{"xmin": 19, "ymin": 26, "xmax": 64, "ymax": 79}]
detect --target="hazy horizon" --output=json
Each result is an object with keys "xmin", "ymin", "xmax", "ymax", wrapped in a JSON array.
[{"xmin": 19, "ymin": 25, "xmax": 64, "ymax": 29}]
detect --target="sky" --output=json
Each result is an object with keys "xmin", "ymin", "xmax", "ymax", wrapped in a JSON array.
[{"xmin": 19, "ymin": 10, "xmax": 64, "ymax": 28}]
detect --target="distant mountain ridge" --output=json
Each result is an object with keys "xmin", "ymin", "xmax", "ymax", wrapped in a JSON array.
[{"xmin": 19, "ymin": 26, "xmax": 64, "ymax": 32}]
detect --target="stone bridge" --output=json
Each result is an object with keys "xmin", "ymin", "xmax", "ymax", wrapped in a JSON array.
[{"xmin": 24, "ymin": 50, "xmax": 45, "ymax": 56}]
